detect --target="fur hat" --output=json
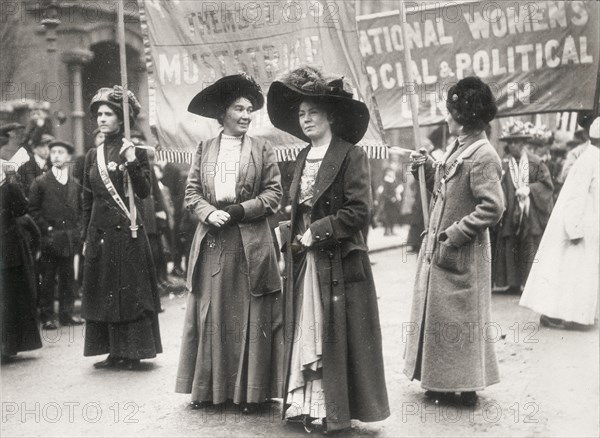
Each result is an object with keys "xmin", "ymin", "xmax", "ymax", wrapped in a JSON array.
[
  {"xmin": 267, "ymin": 65, "xmax": 370, "ymax": 144},
  {"xmin": 187, "ymin": 73, "xmax": 264, "ymax": 119},
  {"xmin": 446, "ymin": 76, "xmax": 497, "ymax": 131},
  {"xmin": 90, "ymin": 85, "xmax": 141, "ymax": 127}
]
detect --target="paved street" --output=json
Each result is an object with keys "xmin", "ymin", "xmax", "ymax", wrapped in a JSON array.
[{"xmin": 1, "ymin": 236, "xmax": 598, "ymax": 437}]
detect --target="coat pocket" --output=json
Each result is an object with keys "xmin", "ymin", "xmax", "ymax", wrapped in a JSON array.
[
  {"xmin": 435, "ymin": 241, "xmax": 466, "ymax": 274},
  {"xmin": 342, "ymin": 249, "xmax": 368, "ymax": 283}
]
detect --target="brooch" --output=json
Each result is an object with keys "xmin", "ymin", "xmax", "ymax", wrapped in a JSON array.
[{"xmin": 107, "ymin": 161, "xmax": 118, "ymax": 172}]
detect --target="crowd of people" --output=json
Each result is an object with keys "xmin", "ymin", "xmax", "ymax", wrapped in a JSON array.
[{"xmin": 1, "ymin": 68, "xmax": 598, "ymax": 433}]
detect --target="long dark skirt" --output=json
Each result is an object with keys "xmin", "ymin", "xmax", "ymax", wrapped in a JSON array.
[
  {"xmin": 83, "ymin": 313, "xmax": 162, "ymax": 359},
  {"xmin": 494, "ymin": 232, "xmax": 542, "ymax": 290},
  {"xmin": 1, "ymin": 265, "xmax": 42, "ymax": 355},
  {"xmin": 175, "ymin": 225, "xmax": 283, "ymax": 405}
]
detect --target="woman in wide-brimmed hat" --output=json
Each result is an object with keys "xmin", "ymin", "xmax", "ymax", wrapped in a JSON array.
[
  {"xmin": 81, "ymin": 85, "xmax": 163, "ymax": 370},
  {"xmin": 493, "ymin": 120, "xmax": 554, "ymax": 294},
  {"xmin": 267, "ymin": 66, "xmax": 389, "ymax": 433},
  {"xmin": 405, "ymin": 76, "xmax": 504, "ymax": 406},
  {"xmin": 175, "ymin": 73, "xmax": 284, "ymax": 412}
]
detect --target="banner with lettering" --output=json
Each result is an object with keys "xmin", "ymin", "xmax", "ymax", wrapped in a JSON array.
[
  {"xmin": 139, "ymin": 0, "xmax": 387, "ymax": 162},
  {"xmin": 357, "ymin": 1, "xmax": 600, "ymax": 129}
]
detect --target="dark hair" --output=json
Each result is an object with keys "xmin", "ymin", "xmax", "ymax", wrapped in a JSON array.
[
  {"xmin": 446, "ymin": 76, "xmax": 497, "ymax": 132},
  {"xmin": 215, "ymin": 93, "xmax": 260, "ymax": 125}
]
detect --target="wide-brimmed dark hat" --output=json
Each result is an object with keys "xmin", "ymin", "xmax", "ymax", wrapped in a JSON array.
[
  {"xmin": 0, "ymin": 122, "xmax": 25, "ymax": 136},
  {"xmin": 90, "ymin": 85, "xmax": 141, "ymax": 126},
  {"xmin": 267, "ymin": 66, "xmax": 370, "ymax": 145},
  {"xmin": 48, "ymin": 140, "xmax": 75, "ymax": 154},
  {"xmin": 188, "ymin": 73, "xmax": 264, "ymax": 119}
]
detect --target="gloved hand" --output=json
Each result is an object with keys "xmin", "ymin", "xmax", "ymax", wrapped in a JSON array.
[{"xmin": 223, "ymin": 204, "xmax": 244, "ymax": 224}]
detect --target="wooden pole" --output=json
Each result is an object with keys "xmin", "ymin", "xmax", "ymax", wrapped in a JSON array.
[
  {"xmin": 399, "ymin": 1, "xmax": 429, "ymax": 229},
  {"xmin": 117, "ymin": 1, "xmax": 138, "ymax": 238}
]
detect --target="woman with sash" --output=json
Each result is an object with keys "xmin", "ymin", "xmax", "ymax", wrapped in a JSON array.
[
  {"xmin": 175, "ymin": 74, "xmax": 283, "ymax": 413},
  {"xmin": 267, "ymin": 66, "xmax": 389, "ymax": 433},
  {"xmin": 81, "ymin": 86, "xmax": 162, "ymax": 370}
]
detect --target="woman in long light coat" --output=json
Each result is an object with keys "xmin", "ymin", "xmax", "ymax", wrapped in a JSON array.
[
  {"xmin": 175, "ymin": 74, "xmax": 283, "ymax": 413},
  {"xmin": 520, "ymin": 115, "xmax": 599, "ymax": 328},
  {"xmin": 404, "ymin": 77, "xmax": 504, "ymax": 406}
]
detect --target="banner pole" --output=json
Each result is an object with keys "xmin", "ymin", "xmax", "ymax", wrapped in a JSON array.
[
  {"xmin": 399, "ymin": 1, "xmax": 429, "ymax": 229},
  {"xmin": 117, "ymin": 1, "xmax": 138, "ymax": 238}
]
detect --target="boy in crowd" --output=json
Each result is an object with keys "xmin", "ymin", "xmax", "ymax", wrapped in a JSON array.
[{"xmin": 29, "ymin": 140, "xmax": 83, "ymax": 329}]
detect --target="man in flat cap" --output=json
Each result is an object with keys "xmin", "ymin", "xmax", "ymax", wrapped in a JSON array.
[{"xmin": 29, "ymin": 140, "xmax": 83, "ymax": 329}]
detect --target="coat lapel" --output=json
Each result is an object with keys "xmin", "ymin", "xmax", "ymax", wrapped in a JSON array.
[
  {"xmin": 289, "ymin": 146, "xmax": 309, "ymax": 207},
  {"xmin": 236, "ymin": 134, "xmax": 254, "ymax": 199},
  {"xmin": 204, "ymin": 136, "xmax": 220, "ymax": 203},
  {"xmin": 442, "ymin": 132, "xmax": 488, "ymax": 183},
  {"xmin": 311, "ymin": 136, "xmax": 353, "ymax": 206}
]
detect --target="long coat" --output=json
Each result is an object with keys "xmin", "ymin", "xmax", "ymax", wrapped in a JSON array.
[
  {"xmin": 28, "ymin": 170, "xmax": 81, "ymax": 258},
  {"xmin": 0, "ymin": 180, "xmax": 42, "ymax": 354},
  {"xmin": 520, "ymin": 145, "xmax": 599, "ymax": 324},
  {"xmin": 281, "ymin": 137, "xmax": 390, "ymax": 432},
  {"xmin": 18, "ymin": 155, "xmax": 49, "ymax": 193},
  {"xmin": 80, "ymin": 134, "xmax": 160, "ymax": 323},
  {"xmin": 403, "ymin": 133, "xmax": 505, "ymax": 392},
  {"xmin": 185, "ymin": 134, "xmax": 282, "ymax": 296}
]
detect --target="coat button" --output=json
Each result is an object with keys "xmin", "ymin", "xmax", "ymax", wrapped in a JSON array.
[
  {"xmin": 283, "ymin": 275, "xmax": 288, "ymax": 280},
  {"xmin": 328, "ymin": 251, "xmax": 334, "ymax": 259},
  {"xmin": 287, "ymin": 223, "xmax": 291, "ymax": 228},
  {"xmin": 116, "ymin": 225, "xmax": 121, "ymax": 231},
  {"xmin": 315, "ymin": 235, "xmax": 321, "ymax": 240},
  {"xmin": 325, "ymin": 232, "xmax": 330, "ymax": 237},
  {"xmin": 332, "ymin": 280, "xmax": 338, "ymax": 286},
  {"xmin": 320, "ymin": 248, "xmax": 324, "ymax": 252}
]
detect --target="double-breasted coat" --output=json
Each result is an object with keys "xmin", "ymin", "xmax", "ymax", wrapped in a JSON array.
[
  {"xmin": 280, "ymin": 137, "xmax": 390, "ymax": 432},
  {"xmin": 403, "ymin": 132, "xmax": 505, "ymax": 391},
  {"xmin": 29, "ymin": 170, "xmax": 81, "ymax": 258}
]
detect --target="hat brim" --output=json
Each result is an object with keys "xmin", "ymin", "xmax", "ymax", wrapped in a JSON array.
[
  {"xmin": 499, "ymin": 134, "xmax": 533, "ymax": 142},
  {"xmin": 188, "ymin": 75, "xmax": 264, "ymax": 118},
  {"xmin": 267, "ymin": 81, "xmax": 370, "ymax": 145}
]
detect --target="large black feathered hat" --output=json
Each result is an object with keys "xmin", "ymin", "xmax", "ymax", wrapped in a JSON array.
[
  {"xmin": 267, "ymin": 66, "xmax": 370, "ymax": 145},
  {"xmin": 446, "ymin": 76, "xmax": 497, "ymax": 131},
  {"xmin": 188, "ymin": 73, "xmax": 264, "ymax": 119}
]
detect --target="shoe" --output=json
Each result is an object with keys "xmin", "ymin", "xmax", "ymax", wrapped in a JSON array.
[
  {"xmin": 93, "ymin": 355, "xmax": 121, "ymax": 369},
  {"xmin": 540, "ymin": 315, "xmax": 566, "ymax": 329},
  {"xmin": 59, "ymin": 315, "xmax": 84, "ymax": 326},
  {"xmin": 460, "ymin": 391, "xmax": 478, "ymax": 406},
  {"xmin": 425, "ymin": 391, "xmax": 454, "ymax": 403},
  {"xmin": 241, "ymin": 403, "xmax": 259, "ymax": 415},
  {"xmin": 42, "ymin": 320, "xmax": 58, "ymax": 330},
  {"xmin": 188, "ymin": 400, "xmax": 213, "ymax": 410},
  {"xmin": 122, "ymin": 358, "xmax": 141, "ymax": 370}
]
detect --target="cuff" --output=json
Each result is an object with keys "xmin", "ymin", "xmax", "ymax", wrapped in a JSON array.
[
  {"xmin": 309, "ymin": 218, "xmax": 334, "ymax": 243},
  {"xmin": 444, "ymin": 222, "xmax": 471, "ymax": 247}
]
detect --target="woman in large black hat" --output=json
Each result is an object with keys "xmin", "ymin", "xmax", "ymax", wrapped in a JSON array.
[
  {"xmin": 175, "ymin": 74, "xmax": 284, "ymax": 412},
  {"xmin": 81, "ymin": 85, "xmax": 162, "ymax": 370},
  {"xmin": 267, "ymin": 66, "xmax": 389, "ymax": 433},
  {"xmin": 405, "ymin": 76, "xmax": 504, "ymax": 406}
]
